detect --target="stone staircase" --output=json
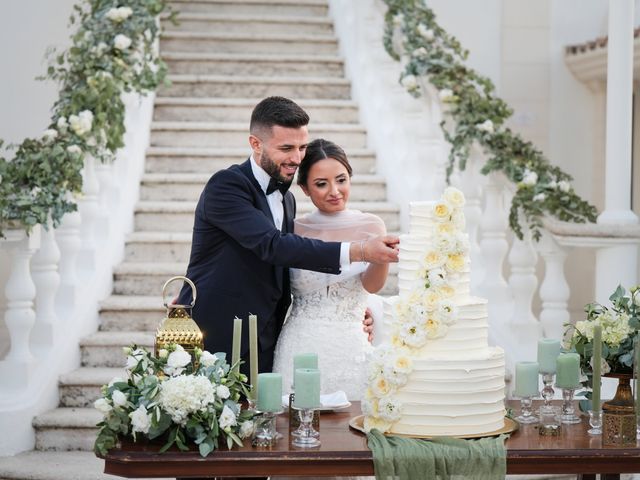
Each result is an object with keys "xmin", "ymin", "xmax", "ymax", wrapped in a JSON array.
[{"xmin": 0, "ymin": 0, "xmax": 400, "ymax": 477}]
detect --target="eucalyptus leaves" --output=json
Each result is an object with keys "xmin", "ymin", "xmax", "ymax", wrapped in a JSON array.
[
  {"xmin": 382, "ymin": 0, "xmax": 598, "ymax": 240},
  {"xmin": 0, "ymin": 0, "xmax": 174, "ymax": 237}
]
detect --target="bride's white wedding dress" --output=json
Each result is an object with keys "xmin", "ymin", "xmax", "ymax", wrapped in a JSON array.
[{"xmin": 272, "ymin": 264, "xmax": 372, "ymax": 400}]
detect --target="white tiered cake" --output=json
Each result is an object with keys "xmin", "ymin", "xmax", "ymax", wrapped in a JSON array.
[{"xmin": 363, "ymin": 187, "xmax": 505, "ymax": 436}]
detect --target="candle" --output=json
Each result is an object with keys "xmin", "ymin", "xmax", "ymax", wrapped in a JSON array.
[
  {"xmin": 537, "ymin": 339, "xmax": 561, "ymax": 374},
  {"xmin": 293, "ymin": 353, "xmax": 318, "ymax": 389},
  {"xmin": 556, "ymin": 353, "xmax": 581, "ymax": 389},
  {"xmin": 257, "ymin": 373, "xmax": 282, "ymax": 413},
  {"xmin": 514, "ymin": 361, "xmax": 540, "ymax": 398},
  {"xmin": 293, "ymin": 368, "xmax": 321, "ymax": 409},
  {"xmin": 592, "ymin": 324, "xmax": 602, "ymax": 412},
  {"xmin": 231, "ymin": 317, "xmax": 242, "ymax": 373},
  {"xmin": 249, "ymin": 314, "xmax": 258, "ymax": 399}
]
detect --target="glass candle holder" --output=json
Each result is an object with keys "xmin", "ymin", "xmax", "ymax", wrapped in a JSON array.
[
  {"xmin": 539, "ymin": 372, "xmax": 556, "ymax": 414},
  {"xmin": 515, "ymin": 396, "xmax": 538, "ymax": 424},
  {"xmin": 252, "ymin": 409, "xmax": 284, "ymax": 448},
  {"xmin": 588, "ymin": 409, "xmax": 603, "ymax": 435},
  {"xmin": 538, "ymin": 405, "xmax": 561, "ymax": 436},
  {"xmin": 559, "ymin": 387, "xmax": 581, "ymax": 424},
  {"xmin": 292, "ymin": 407, "xmax": 321, "ymax": 448}
]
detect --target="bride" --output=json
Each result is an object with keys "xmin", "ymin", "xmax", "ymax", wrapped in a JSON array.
[{"xmin": 272, "ymin": 138, "xmax": 389, "ymax": 401}]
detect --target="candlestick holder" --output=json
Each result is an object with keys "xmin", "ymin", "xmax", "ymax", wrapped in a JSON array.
[
  {"xmin": 515, "ymin": 396, "xmax": 538, "ymax": 424},
  {"xmin": 291, "ymin": 407, "xmax": 321, "ymax": 448},
  {"xmin": 588, "ymin": 409, "xmax": 602, "ymax": 435},
  {"xmin": 539, "ymin": 372, "xmax": 556, "ymax": 414},
  {"xmin": 289, "ymin": 392, "xmax": 319, "ymax": 438},
  {"xmin": 252, "ymin": 409, "xmax": 284, "ymax": 448},
  {"xmin": 559, "ymin": 387, "xmax": 581, "ymax": 424}
]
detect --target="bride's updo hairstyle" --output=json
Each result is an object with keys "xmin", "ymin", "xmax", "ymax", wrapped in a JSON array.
[{"xmin": 297, "ymin": 138, "xmax": 353, "ymax": 187}]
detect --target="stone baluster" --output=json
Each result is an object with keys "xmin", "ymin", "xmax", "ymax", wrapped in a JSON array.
[
  {"xmin": 78, "ymin": 154, "xmax": 100, "ymax": 276},
  {"xmin": 0, "ymin": 226, "xmax": 41, "ymax": 389},
  {"xmin": 30, "ymin": 218, "xmax": 60, "ymax": 354},
  {"xmin": 478, "ymin": 173, "xmax": 513, "ymax": 318},
  {"xmin": 95, "ymin": 160, "xmax": 115, "ymax": 245},
  {"xmin": 537, "ymin": 231, "xmax": 570, "ymax": 341},
  {"xmin": 507, "ymin": 220, "xmax": 541, "ymax": 360},
  {"xmin": 55, "ymin": 200, "xmax": 82, "ymax": 317}
]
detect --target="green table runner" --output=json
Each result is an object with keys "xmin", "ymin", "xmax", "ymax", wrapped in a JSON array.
[{"xmin": 367, "ymin": 429, "xmax": 507, "ymax": 480}]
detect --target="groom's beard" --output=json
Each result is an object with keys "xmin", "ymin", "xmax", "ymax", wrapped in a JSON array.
[{"xmin": 260, "ymin": 150, "xmax": 295, "ymax": 187}]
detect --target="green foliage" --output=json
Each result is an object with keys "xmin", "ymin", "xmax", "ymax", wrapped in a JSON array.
[
  {"xmin": 382, "ymin": 0, "xmax": 598, "ymax": 240},
  {"xmin": 0, "ymin": 0, "xmax": 174, "ymax": 237}
]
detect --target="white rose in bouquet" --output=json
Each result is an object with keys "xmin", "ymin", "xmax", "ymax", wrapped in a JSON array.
[
  {"xmin": 533, "ymin": 193, "xmax": 546, "ymax": 202},
  {"xmin": 239, "ymin": 420, "xmax": 255, "ymax": 439},
  {"xmin": 423, "ymin": 250, "xmax": 446, "ymax": 269},
  {"xmin": 94, "ymin": 398, "xmax": 113, "ymax": 416},
  {"xmin": 112, "ymin": 390, "xmax": 128, "ymax": 407},
  {"xmin": 200, "ymin": 351, "xmax": 218, "ymax": 367},
  {"xmin": 130, "ymin": 405, "xmax": 152, "ymax": 434},
  {"xmin": 164, "ymin": 345, "xmax": 192, "ymax": 376},
  {"xmin": 219, "ymin": 405, "xmax": 237, "ymax": 430},
  {"xmin": 216, "ymin": 384, "xmax": 231, "ymax": 400}
]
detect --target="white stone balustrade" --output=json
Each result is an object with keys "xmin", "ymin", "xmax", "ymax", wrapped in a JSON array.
[
  {"xmin": 30, "ymin": 218, "xmax": 60, "ymax": 354},
  {"xmin": 78, "ymin": 154, "xmax": 100, "ymax": 276},
  {"xmin": 55, "ymin": 201, "xmax": 81, "ymax": 318},
  {"xmin": 0, "ymin": 226, "xmax": 41, "ymax": 389}
]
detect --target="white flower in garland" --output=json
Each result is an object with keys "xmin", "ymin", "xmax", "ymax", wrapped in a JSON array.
[
  {"xmin": 69, "ymin": 110, "xmax": 93, "ymax": 136},
  {"xmin": 557, "ymin": 180, "xmax": 571, "ymax": 193},
  {"xmin": 434, "ymin": 232, "xmax": 457, "ymax": 255},
  {"xmin": 57, "ymin": 116, "xmax": 68, "ymax": 131},
  {"xmin": 106, "ymin": 6, "xmax": 133, "ymax": 23},
  {"xmin": 114, "ymin": 34, "xmax": 132, "ymax": 51},
  {"xmin": 521, "ymin": 169, "xmax": 538, "ymax": 186},
  {"xmin": 438, "ymin": 88, "xmax": 455, "ymax": 103},
  {"xmin": 400, "ymin": 74, "xmax": 419, "ymax": 92},
  {"xmin": 216, "ymin": 384, "xmax": 231, "ymax": 400},
  {"xmin": 445, "ymin": 253, "xmax": 466, "ymax": 273},
  {"xmin": 413, "ymin": 47, "xmax": 428, "ymax": 58},
  {"xmin": 533, "ymin": 193, "xmax": 546, "ymax": 202},
  {"xmin": 476, "ymin": 119, "xmax": 494, "ymax": 134},
  {"xmin": 392, "ymin": 13, "xmax": 404, "ymax": 27},
  {"xmin": 417, "ymin": 24, "xmax": 435, "ymax": 41},
  {"xmin": 42, "ymin": 129, "xmax": 58, "ymax": 143}
]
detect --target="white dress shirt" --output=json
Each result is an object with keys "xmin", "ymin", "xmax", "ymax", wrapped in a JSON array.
[{"xmin": 249, "ymin": 157, "xmax": 351, "ymax": 269}]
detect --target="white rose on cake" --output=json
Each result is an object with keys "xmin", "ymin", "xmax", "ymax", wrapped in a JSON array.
[
  {"xmin": 371, "ymin": 375, "xmax": 392, "ymax": 398},
  {"xmin": 378, "ymin": 397, "xmax": 403, "ymax": 422},
  {"xmin": 443, "ymin": 187, "xmax": 465, "ymax": 208},
  {"xmin": 399, "ymin": 320, "xmax": 428, "ymax": 348},
  {"xmin": 436, "ymin": 300, "xmax": 457, "ymax": 325},
  {"xmin": 422, "ymin": 289, "xmax": 443, "ymax": 311},
  {"xmin": 446, "ymin": 253, "xmax": 466, "ymax": 273},
  {"xmin": 435, "ymin": 232, "xmax": 457, "ymax": 255},
  {"xmin": 425, "ymin": 317, "xmax": 446, "ymax": 339},
  {"xmin": 423, "ymin": 250, "xmax": 446, "ymax": 269},
  {"xmin": 426, "ymin": 267, "xmax": 446, "ymax": 288},
  {"xmin": 451, "ymin": 209, "xmax": 466, "ymax": 229},
  {"xmin": 433, "ymin": 201, "xmax": 451, "ymax": 222}
]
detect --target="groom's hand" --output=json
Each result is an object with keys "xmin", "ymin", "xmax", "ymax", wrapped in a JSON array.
[
  {"xmin": 362, "ymin": 307, "xmax": 374, "ymax": 343},
  {"xmin": 349, "ymin": 235, "xmax": 400, "ymax": 264}
]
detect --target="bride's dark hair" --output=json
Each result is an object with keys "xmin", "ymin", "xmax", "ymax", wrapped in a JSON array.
[{"xmin": 297, "ymin": 138, "xmax": 353, "ymax": 186}]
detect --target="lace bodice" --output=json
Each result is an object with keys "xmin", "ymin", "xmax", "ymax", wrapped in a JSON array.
[{"xmin": 272, "ymin": 267, "xmax": 372, "ymax": 401}]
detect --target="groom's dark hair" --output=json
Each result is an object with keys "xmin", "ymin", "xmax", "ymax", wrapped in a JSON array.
[{"xmin": 250, "ymin": 96, "xmax": 310, "ymax": 138}]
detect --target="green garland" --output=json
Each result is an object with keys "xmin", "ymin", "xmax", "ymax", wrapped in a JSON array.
[
  {"xmin": 382, "ymin": 0, "xmax": 598, "ymax": 240},
  {"xmin": 0, "ymin": 0, "xmax": 175, "ymax": 237}
]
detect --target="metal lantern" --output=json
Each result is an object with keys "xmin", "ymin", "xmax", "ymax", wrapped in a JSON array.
[{"xmin": 155, "ymin": 276, "xmax": 204, "ymax": 358}]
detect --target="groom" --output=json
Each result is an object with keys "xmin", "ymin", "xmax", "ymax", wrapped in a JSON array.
[{"xmin": 178, "ymin": 96, "xmax": 399, "ymax": 376}]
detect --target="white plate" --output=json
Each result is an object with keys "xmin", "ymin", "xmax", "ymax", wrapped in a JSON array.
[{"xmin": 281, "ymin": 391, "xmax": 352, "ymax": 412}]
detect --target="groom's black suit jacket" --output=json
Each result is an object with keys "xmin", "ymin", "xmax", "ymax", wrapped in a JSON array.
[{"xmin": 178, "ymin": 159, "xmax": 342, "ymax": 373}]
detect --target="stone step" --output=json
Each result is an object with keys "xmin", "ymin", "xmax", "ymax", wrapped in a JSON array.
[
  {"xmin": 149, "ymin": 122, "xmax": 368, "ymax": 149},
  {"xmin": 80, "ymin": 331, "xmax": 154, "ymax": 368},
  {"xmin": 145, "ymin": 146, "xmax": 377, "ymax": 174},
  {"xmin": 153, "ymin": 96, "xmax": 356, "ymax": 122},
  {"xmin": 59, "ymin": 367, "xmax": 125, "ymax": 408},
  {"xmin": 139, "ymin": 172, "xmax": 387, "ymax": 202},
  {"xmin": 33, "ymin": 408, "xmax": 102, "ymax": 451},
  {"xmin": 99, "ymin": 295, "xmax": 164, "ymax": 332},
  {"xmin": 162, "ymin": 51, "xmax": 344, "ymax": 77},
  {"xmin": 169, "ymin": 0, "xmax": 329, "ymax": 17},
  {"xmin": 134, "ymin": 200, "xmax": 399, "ymax": 232},
  {"xmin": 0, "ymin": 450, "xmax": 175, "ymax": 480},
  {"xmin": 160, "ymin": 31, "xmax": 338, "ymax": 55},
  {"xmin": 159, "ymin": 74, "xmax": 350, "ymax": 99},
  {"xmin": 113, "ymin": 261, "xmax": 398, "ymax": 297},
  {"xmin": 124, "ymin": 232, "xmax": 193, "ymax": 264},
  {"xmin": 163, "ymin": 12, "xmax": 334, "ymax": 35}
]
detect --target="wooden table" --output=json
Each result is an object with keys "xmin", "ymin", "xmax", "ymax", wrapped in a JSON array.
[{"xmin": 101, "ymin": 401, "xmax": 640, "ymax": 478}]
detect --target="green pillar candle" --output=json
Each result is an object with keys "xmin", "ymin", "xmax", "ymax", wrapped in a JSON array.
[
  {"xmin": 231, "ymin": 317, "xmax": 242, "ymax": 373},
  {"xmin": 592, "ymin": 324, "xmax": 602, "ymax": 412},
  {"xmin": 293, "ymin": 368, "xmax": 321, "ymax": 409},
  {"xmin": 293, "ymin": 353, "xmax": 318, "ymax": 389},
  {"xmin": 515, "ymin": 361, "xmax": 540, "ymax": 398},
  {"xmin": 249, "ymin": 314, "xmax": 258, "ymax": 400},
  {"xmin": 537, "ymin": 338, "xmax": 561, "ymax": 374},
  {"xmin": 556, "ymin": 353, "xmax": 581, "ymax": 389},
  {"xmin": 257, "ymin": 373, "xmax": 282, "ymax": 413}
]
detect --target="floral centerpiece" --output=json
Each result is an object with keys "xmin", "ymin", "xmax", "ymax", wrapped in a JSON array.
[
  {"xmin": 566, "ymin": 285, "xmax": 640, "ymax": 396},
  {"xmin": 94, "ymin": 344, "xmax": 255, "ymax": 457}
]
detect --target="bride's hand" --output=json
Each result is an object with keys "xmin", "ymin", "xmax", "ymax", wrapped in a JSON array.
[
  {"xmin": 362, "ymin": 307, "xmax": 374, "ymax": 343},
  {"xmin": 350, "ymin": 235, "xmax": 399, "ymax": 264}
]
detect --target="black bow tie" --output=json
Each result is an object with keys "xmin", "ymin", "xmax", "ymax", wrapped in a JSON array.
[{"xmin": 266, "ymin": 177, "xmax": 291, "ymax": 196}]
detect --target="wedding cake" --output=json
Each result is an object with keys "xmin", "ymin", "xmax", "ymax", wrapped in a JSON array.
[{"xmin": 362, "ymin": 187, "xmax": 505, "ymax": 436}]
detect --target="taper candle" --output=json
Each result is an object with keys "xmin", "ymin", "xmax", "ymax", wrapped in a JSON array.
[
  {"xmin": 257, "ymin": 373, "xmax": 282, "ymax": 413},
  {"xmin": 592, "ymin": 324, "xmax": 602, "ymax": 412},
  {"xmin": 231, "ymin": 317, "xmax": 242, "ymax": 373},
  {"xmin": 556, "ymin": 353, "xmax": 581, "ymax": 389},
  {"xmin": 515, "ymin": 361, "xmax": 540, "ymax": 398},
  {"xmin": 249, "ymin": 314, "xmax": 258, "ymax": 399},
  {"xmin": 293, "ymin": 368, "xmax": 321, "ymax": 409},
  {"xmin": 537, "ymin": 339, "xmax": 561, "ymax": 374}
]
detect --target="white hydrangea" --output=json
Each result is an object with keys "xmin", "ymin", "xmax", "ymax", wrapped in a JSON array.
[
  {"xmin": 159, "ymin": 374, "xmax": 216, "ymax": 425},
  {"xmin": 114, "ymin": 34, "xmax": 132, "ymax": 51},
  {"xmin": 218, "ymin": 405, "xmax": 237, "ymax": 430},
  {"xmin": 129, "ymin": 405, "xmax": 152, "ymax": 434},
  {"xmin": 476, "ymin": 119, "xmax": 494, "ymax": 134}
]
